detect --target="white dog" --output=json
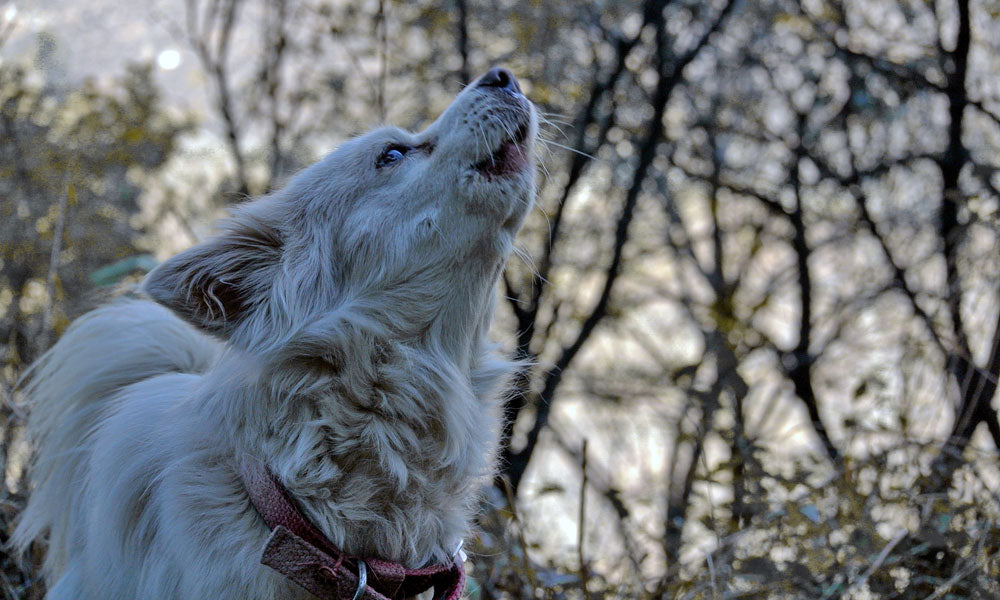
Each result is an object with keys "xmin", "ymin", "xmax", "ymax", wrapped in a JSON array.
[{"xmin": 14, "ymin": 67, "xmax": 537, "ymax": 600}]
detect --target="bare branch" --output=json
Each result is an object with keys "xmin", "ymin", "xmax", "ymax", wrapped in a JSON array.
[
  {"xmin": 38, "ymin": 183, "xmax": 70, "ymax": 354},
  {"xmin": 185, "ymin": 0, "xmax": 250, "ymax": 197},
  {"xmin": 788, "ymin": 111, "xmax": 839, "ymax": 463},
  {"xmin": 504, "ymin": 0, "xmax": 739, "ymax": 493},
  {"xmin": 263, "ymin": 0, "xmax": 289, "ymax": 187},
  {"xmin": 375, "ymin": 0, "xmax": 387, "ymax": 123},
  {"xmin": 455, "ymin": 0, "xmax": 470, "ymax": 85}
]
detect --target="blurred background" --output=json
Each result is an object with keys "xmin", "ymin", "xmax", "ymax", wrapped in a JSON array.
[{"xmin": 2, "ymin": 0, "xmax": 1000, "ymax": 598}]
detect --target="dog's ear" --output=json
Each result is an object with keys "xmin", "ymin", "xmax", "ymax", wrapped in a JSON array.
[{"xmin": 143, "ymin": 212, "xmax": 283, "ymax": 337}]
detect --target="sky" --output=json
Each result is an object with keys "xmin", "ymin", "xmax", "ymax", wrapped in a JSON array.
[{"xmin": 3, "ymin": 0, "xmax": 217, "ymax": 118}]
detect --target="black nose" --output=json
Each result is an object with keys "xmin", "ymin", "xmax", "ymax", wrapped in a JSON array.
[{"xmin": 477, "ymin": 67, "xmax": 521, "ymax": 94}]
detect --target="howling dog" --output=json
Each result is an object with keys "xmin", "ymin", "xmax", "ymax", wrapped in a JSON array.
[{"xmin": 14, "ymin": 67, "xmax": 537, "ymax": 600}]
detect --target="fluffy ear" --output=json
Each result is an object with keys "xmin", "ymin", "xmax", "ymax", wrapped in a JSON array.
[{"xmin": 143, "ymin": 212, "xmax": 283, "ymax": 336}]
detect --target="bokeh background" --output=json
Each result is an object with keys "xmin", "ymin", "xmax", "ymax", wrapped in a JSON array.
[{"xmin": 2, "ymin": 0, "xmax": 1000, "ymax": 598}]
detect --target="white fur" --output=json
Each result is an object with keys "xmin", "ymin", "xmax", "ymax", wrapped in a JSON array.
[{"xmin": 14, "ymin": 74, "xmax": 537, "ymax": 599}]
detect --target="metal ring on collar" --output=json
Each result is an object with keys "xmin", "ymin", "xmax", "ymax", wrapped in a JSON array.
[{"xmin": 351, "ymin": 560, "xmax": 367, "ymax": 600}]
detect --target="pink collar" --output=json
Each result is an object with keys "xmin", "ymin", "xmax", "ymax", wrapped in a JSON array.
[{"xmin": 239, "ymin": 456, "xmax": 466, "ymax": 600}]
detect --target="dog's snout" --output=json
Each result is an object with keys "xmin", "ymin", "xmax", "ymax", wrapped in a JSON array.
[{"xmin": 477, "ymin": 67, "xmax": 521, "ymax": 94}]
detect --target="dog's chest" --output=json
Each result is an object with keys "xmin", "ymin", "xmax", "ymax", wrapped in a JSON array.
[{"xmin": 260, "ymin": 362, "xmax": 493, "ymax": 566}]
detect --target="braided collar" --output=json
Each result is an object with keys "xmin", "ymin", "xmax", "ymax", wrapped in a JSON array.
[{"xmin": 239, "ymin": 456, "xmax": 466, "ymax": 600}]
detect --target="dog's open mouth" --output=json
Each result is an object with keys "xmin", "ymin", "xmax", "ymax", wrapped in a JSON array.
[{"xmin": 474, "ymin": 122, "xmax": 531, "ymax": 178}]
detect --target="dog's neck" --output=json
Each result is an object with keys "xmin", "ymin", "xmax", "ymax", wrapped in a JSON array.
[{"xmin": 209, "ymin": 305, "xmax": 508, "ymax": 568}]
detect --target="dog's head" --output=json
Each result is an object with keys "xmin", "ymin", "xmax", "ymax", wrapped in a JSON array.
[{"xmin": 144, "ymin": 68, "xmax": 537, "ymax": 354}]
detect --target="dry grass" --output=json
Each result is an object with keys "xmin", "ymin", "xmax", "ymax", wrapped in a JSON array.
[{"xmin": 4, "ymin": 419, "xmax": 1000, "ymax": 600}]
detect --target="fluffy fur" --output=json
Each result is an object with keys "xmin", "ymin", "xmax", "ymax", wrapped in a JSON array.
[{"xmin": 14, "ymin": 71, "xmax": 538, "ymax": 599}]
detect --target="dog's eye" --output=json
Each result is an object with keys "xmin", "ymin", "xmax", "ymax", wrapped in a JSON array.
[{"xmin": 376, "ymin": 144, "xmax": 412, "ymax": 168}]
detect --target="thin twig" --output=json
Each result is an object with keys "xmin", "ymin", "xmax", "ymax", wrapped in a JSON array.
[
  {"xmin": 455, "ymin": 0, "xmax": 470, "ymax": 85},
  {"xmin": 38, "ymin": 182, "xmax": 70, "ymax": 353},
  {"xmin": 841, "ymin": 529, "xmax": 907, "ymax": 596},
  {"xmin": 376, "ymin": 0, "xmax": 387, "ymax": 123},
  {"xmin": 705, "ymin": 551, "xmax": 719, "ymax": 600},
  {"xmin": 919, "ymin": 562, "xmax": 977, "ymax": 600},
  {"xmin": 577, "ymin": 439, "xmax": 589, "ymax": 594},
  {"xmin": 500, "ymin": 477, "xmax": 541, "ymax": 593}
]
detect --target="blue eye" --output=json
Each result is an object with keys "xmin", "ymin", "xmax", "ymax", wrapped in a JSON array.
[{"xmin": 376, "ymin": 145, "xmax": 410, "ymax": 168}]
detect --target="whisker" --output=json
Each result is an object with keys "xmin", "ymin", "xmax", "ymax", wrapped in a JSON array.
[
  {"xmin": 532, "ymin": 137, "xmax": 562, "ymax": 166},
  {"xmin": 540, "ymin": 110, "xmax": 572, "ymax": 120},
  {"xmin": 476, "ymin": 122, "xmax": 495, "ymax": 167},
  {"xmin": 531, "ymin": 141, "xmax": 553, "ymax": 180},
  {"xmin": 536, "ymin": 157, "xmax": 552, "ymax": 181},
  {"xmin": 537, "ymin": 114, "xmax": 571, "ymax": 137},
  {"xmin": 471, "ymin": 122, "xmax": 486, "ymax": 160},
  {"xmin": 468, "ymin": 118, "xmax": 482, "ymax": 158},
  {"xmin": 534, "ymin": 197, "xmax": 553, "ymax": 233},
  {"xmin": 538, "ymin": 139, "xmax": 599, "ymax": 161},
  {"xmin": 540, "ymin": 129, "xmax": 568, "ymax": 143},
  {"xmin": 497, "ymin": 119, "xmax": 517, "ymax": 144},
  {"xmin": 511, "ymin": 244, "xmax": 548, "ymax": 285},
  {"xmin": 537, "ymin": 129, "xmax": 570, "ymax": 143}
]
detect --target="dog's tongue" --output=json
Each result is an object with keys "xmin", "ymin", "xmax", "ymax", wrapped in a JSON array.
[{"xmin": 476, "ymin": 142, "xmax": 528, "ymax": 177}]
